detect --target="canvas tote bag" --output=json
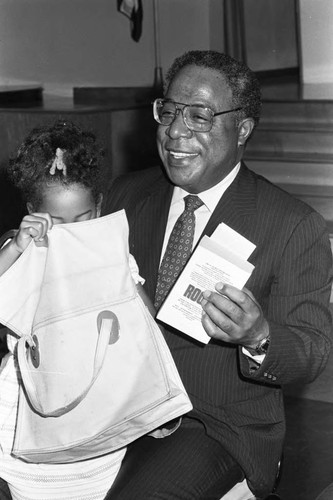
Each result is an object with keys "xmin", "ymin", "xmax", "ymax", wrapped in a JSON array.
[{"xmin": 0, "ymin": 211, "xmax": 192, "ymax": 463}]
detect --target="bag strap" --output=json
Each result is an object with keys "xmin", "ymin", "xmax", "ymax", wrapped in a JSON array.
[{"xmin": 17, "ymin": 310, "xmax": 118, "ymax": 417}]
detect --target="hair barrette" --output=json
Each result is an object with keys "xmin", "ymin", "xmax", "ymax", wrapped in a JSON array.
[{"xmin": 49, "ymin": 148, "xmax": 67, "ymax": 176}]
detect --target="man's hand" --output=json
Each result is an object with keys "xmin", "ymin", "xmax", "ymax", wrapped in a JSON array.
[{"xmin": 201, "ymin": 283, "xmax": 269, "ymax": 348}]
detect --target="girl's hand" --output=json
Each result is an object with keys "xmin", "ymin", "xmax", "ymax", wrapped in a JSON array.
[{"xmin": 12, "ymin": 213, "xmax": 53, "ymax": 254}]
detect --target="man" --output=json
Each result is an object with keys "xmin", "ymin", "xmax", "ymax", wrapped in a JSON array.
[{"xmin": 104, "ymin": 50, "xmax": 332, "ymax": 499}]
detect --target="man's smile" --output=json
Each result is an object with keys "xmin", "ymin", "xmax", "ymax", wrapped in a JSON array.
[{"xmin": 168, "ymin": 149, "xmax": 199, "ymax": 160}]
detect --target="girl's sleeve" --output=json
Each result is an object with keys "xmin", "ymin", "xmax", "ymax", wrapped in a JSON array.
[{"xmin": 129, "ymin": 253, "xmax": 145, "ymax": 285}]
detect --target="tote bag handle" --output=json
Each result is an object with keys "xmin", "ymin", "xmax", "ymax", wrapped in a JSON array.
[{"xmin": 17, "ymin": 310, "xmax": 117, "ymax": 417}]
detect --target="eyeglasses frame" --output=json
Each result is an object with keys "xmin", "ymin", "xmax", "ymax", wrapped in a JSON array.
[{"xmin": 152, "ymin": 98, "xmax": 243, "ymax": 132}]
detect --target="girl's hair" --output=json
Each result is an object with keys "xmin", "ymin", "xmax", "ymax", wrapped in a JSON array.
[{"xmin": 8, "ymin": 120, "xmax": 104, "ymax": 209}]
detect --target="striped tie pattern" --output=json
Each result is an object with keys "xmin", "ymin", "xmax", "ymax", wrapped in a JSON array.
[{"xmin": 154, "ymin": 195, "xmax": 203, "ymax": 310}]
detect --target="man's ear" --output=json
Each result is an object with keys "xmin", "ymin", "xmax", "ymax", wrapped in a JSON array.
[
  {"xmin": 26, "ymin": 202, "xmax": 33, "ymax": 214},
  {"xmin": 237, "ymin": 118, "xmax": 255, "ymax": 146},
  {"xmin": 96, "ymin": 193, "xmax": 103, "ymax": 217}
]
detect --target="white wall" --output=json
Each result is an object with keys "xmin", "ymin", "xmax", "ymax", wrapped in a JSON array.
[
  {"xmin": 242, "ymin": 0, "xmax": 298, "ymax": 72},
  {"xmin": 298, "ymin": 0, "xmax": 333, "ymax": 84},
  {"xmin": 0, "ymin": 0, "xmax": 224, "ymax": 97}
]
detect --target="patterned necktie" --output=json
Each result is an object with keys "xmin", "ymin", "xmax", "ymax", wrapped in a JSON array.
[{"xmin": 154, "ymin": 194, "xmax": 204, "ymax": 310}]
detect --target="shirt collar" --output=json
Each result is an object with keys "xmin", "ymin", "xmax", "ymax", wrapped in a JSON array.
[{"xmin": 171, "ymin": 162, "xmax": 240, "ymax": 213}]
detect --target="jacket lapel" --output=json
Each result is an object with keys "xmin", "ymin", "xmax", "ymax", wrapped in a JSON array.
[
  {"xmin": 131, "ymin": 174, "xmax": 173, "ymax": 300},
  {"xmin": 201, "ymin": 163, "xmax": 258, "ymax": 242}
]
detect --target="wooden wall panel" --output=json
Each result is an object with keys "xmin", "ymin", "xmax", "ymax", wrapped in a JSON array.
[{"xmin": 0, "ymin": 102, "xmax": 158, "ymax": 234}]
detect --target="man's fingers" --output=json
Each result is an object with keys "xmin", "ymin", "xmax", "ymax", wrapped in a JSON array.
[
  {"xmin": 201, "ymin": 310, "xmax": 231, "ymax": 342},
  {"xmin": 202, "ymin": 288, "xmax": 244, "ymax": 324},
  {"xmin": 201, "ymin": 295, "xmax": 240, "ymax": 341}
]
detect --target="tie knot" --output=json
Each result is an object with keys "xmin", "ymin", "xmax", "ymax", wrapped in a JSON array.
[{"xmin": 184, "ymin": 195, "xmax": 203, "ymax": 212}]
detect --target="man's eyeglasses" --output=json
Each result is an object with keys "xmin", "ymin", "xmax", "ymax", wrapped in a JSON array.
[{"xmin": 153, "ymin": 98, "xmax": 242, "ymax": 133}]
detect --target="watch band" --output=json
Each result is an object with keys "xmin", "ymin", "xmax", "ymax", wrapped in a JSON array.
[{"xmin": 245, "ymin": 335, "xmax": 270, "ymax": 356}]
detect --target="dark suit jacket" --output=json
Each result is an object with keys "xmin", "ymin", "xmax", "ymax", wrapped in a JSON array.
[{"xmin": 104, "ymin": 162, "xmax": 332, "ymax": 496}]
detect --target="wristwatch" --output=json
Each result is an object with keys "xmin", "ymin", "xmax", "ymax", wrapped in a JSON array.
[{"xmin": 245, "ymin": 335, "xmax": 270, "ymax": 356}]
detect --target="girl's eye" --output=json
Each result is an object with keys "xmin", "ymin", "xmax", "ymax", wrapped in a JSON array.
[{"xmin": 75, "ymin": 211, "xmax": 93, "ymax": 222}]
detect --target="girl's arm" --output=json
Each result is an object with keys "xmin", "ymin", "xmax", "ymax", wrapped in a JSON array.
[
  {"xmin": 136, "ymin": 283, "xmax": 157, "ymax": 318},
  {"xmin": 0, "ymin": 238, "xmax": 22, "ymax": 276}
]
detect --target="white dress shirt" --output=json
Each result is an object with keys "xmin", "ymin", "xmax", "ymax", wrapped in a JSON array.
[{"xmin": 160, "ymin": 163, "xmax": 241, "ymax": 259}]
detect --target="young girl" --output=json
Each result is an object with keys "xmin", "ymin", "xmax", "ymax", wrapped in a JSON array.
[{"xmin": 0, "ymin": 120, "xmax": 146, "ymax": 500}]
